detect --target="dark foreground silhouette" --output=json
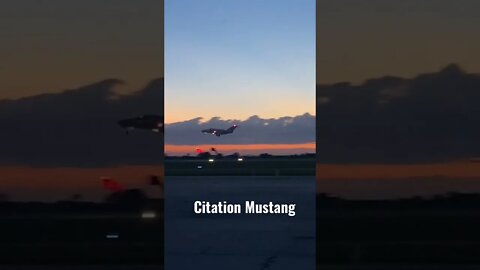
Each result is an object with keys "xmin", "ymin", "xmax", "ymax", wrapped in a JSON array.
[
  {"xmin": 0, "ymin": 189, "xmax": 163, "ymax": 265},
  {"xmin": 317, "ymin": 192, "xmax": 480, "ymax": 265}
]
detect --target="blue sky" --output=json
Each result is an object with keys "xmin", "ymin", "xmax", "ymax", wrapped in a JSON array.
[{"xmin": 165, "ymin": 0, "xmax": 316, "ymax": 123}]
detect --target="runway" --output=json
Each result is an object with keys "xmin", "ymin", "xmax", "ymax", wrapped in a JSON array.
[{"xmin": 164, "ymin": 176, "xmax": 316, "ymax": 270}]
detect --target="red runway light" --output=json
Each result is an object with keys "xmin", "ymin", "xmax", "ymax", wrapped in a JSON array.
[{"xmin": 101, "ymin": 178, "xmax": 123, "ymax": 192}]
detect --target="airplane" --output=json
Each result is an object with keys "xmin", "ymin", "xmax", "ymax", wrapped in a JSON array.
[
  {"xmin": 201, "ymin": 124, "xmax": 237, "ymax": 136},
  {"xmin": 118, "ymin": 114, "xmax": 164, "ymax": 134}
]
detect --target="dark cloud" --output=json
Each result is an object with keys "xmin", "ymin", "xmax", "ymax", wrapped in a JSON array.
[
  {"xmin": 317, "ymin": 64, "xmax": 480, "ymax": 163},
  {"xmin": 0, "ymin": 79, "xmax": 163, "ymax": 167},
  {"xmin": 4, "ymin": 63, "xmax": 477, "ymax": 166},
  {"xmin": 165, "ymin": 113, "xmax": 315, "ymax": 145}
]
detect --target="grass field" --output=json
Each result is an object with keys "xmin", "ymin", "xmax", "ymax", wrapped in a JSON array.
[{"xmin": 165, "ymin": 157, "xmax": 315, "ymax": 176}]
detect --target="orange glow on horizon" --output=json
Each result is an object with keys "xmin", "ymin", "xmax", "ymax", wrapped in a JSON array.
[
  {"xmin": 0, "ymin": 165, "xmax": 164, "ymax": 201},
  {"xmin": 2, "ymin": 161, "xmax": 480, "ymax": 201},
  {"xmin": 165, "ymin": 143, "xmax": 316, "ymax": 155},
  {"xmin": 316, "ymin": 162, "xmax": 480, "ymax": 180}
]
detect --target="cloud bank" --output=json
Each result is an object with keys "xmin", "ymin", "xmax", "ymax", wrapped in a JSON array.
[
  {"xmin": 165, "ymin": 114, "xmax": 315, "ymax": 145},
  {"xmin": 3, "ymin": 64, "xmax": 480, "ymax": 165},
  {"xmin": 0, "ymin": 79, "xmax": 164, "ymax": 167},
  {"xmin": 0, "ymin": 77, "xmax": 314, "ymax": 166},
  {"xmin": 317, "ymin": 64, "xmax": 480, "ymax": 163}
]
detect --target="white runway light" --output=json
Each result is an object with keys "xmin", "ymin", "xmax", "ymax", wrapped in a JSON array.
[
  {"xmin": 141, "ymin": 210, "xmax": 157, "ymax": 219},
  {"xmin": 106, "ymin": 234, "xmax": 120, "ymax": 239}
]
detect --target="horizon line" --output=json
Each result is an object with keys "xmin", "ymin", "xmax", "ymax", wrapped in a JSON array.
[{"xmin": 165, "ymin": 143, "xmax": 315, "ymax": 155}]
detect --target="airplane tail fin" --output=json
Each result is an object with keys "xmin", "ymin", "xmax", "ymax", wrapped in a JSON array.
[{"xmin": 227, "ymin": 124, "xmax": 238, "ymax": 133}]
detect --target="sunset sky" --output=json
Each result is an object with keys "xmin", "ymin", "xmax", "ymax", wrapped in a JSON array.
[
  {"xmin": 315, "ymin": 0, "xmax": 480, "ymax": 199},
  {"xmin": 165, "ymin": 0, "xmax": 315, "ymax": 123},
  {"xmin": 3, "ymin": 1, "xmax": 480, "ymax": 99},
  {"xmin": 0, "ymin": 0, "xmax": 163, "ymax": 99},
  {"xmin": 317, "ymin": 0, "xmax": 480, "ymax": 85},
  {"xmin": 3, "ymin": 1, "xmax": 480, "ymax": 201},
  {"xmin": 0, "ymin": 1, "xmax": 164, "ymax": 202}
]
